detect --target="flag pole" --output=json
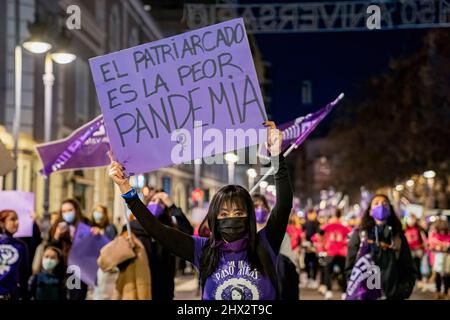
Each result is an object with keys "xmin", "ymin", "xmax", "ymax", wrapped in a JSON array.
[{"xmin": 249, "ymin": 93, "xmax": 344, "ymax": 195}]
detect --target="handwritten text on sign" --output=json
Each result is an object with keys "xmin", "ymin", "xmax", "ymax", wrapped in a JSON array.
[{"xmin": 89, "ymin": 18, "xmax": 267, "ymax": 175}]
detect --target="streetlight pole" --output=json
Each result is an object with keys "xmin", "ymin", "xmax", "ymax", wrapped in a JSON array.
[
  {"xmin": 42, "ymin": 53, "xmax": 55, "ymax": 234},
  {"xmin": 12, "ymin": 0, "xmax": 21, "ymax": 190},
  {"xmin": 225, "ymin": 153, "xmax": 239, "ymax": 185},
  {"xmin": 247, "ymin": 168, "xmax": 257, "ymax": 190}
]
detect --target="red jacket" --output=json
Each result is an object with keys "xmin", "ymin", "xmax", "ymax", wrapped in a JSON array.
[{"xmin": 321, "ymin": 222, "xmax": 351, "ymax": 257}]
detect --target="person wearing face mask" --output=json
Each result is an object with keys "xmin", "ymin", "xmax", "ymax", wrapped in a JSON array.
[
  {"xmin": 252, "ymin": 194, "xmax": 299, "ymax": 300},
  {"xmin": 141, "ymin": 185, "xmax": 156, "ymax": 206},
  {"xmin": 252, "ymin": 194, "xmax": 271, "ymax": 230},
  {"xmin": 90, "ymin": 205, "xmax": 118, "ymax": 240},
  {"xmin": 345, "ymin": 194, "xmax": 417, "ymax": 300},
  {"xmin": 108, "ymin": 121, "xmax": 293, "ymax": 300},
  {"xmin": 28, "ymin": 246, "xmax": 66, "ymax": 300},
  {"xmin": 404, "ymin": 213, "xmax": 427, "ymax": 286},
  {"xmin": 48, "ymin": 199, "xmax": 89, "ymax": 300},
  {"xmin": 0, "ymin": 210, "xmax": 29, "ymax": 300},
  {"xmin": 129, "ymin": 190, "xmax": 193, "ymax": 300}
]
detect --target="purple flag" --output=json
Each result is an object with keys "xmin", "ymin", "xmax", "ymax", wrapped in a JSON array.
[
  {"xmin": 0, "ymin": 191, "xmax": 34, "ymax": 238},
  {"xmin": 89, "ymin": 18, "xmax": 267, "ymax": 176},
  {"xmin": 259, "ymin": 94, "xmax": 343, "ymax": 158},
  {"xmin": 68, "ymin": 222, "xmax": 110, "ymax": 287},
  {"xmin": 35, "ymin": 115, "xmax": 110, "ymax": 176},
  {"xmin": 346, "ymin": 232, "xmax": 383, "ymax": 300}
]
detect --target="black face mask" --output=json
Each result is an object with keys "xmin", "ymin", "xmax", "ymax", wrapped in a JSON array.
[{"xmin": 217, "ymin": 217, "xmax": 248, "ymax": 243}]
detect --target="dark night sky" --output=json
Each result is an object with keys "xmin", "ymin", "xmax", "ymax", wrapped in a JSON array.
[
  {"xmin": 238, "ymin": 0, "xmax": 429, "ymax": 135},
  {"xmin": 254, "ymin": 29, "xmax": 426, "ymax": 131}
]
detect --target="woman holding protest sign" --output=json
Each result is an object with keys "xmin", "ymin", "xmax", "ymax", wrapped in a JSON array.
[
  {"xmin": 345, "ymin": 194, "xmax": 417, "ymax": 300},
  {"xmin": 108, "ymin": 121, "xmax": 293, "ymax": 300},
  {"xmin": 0, "ymin": 210, "xmax": 29, "ymax": 300}
]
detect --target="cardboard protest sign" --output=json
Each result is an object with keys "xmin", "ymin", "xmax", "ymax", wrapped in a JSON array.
[
  {"xmin": 0, "ymin": 191, "xmax": 34, "ymax": 237},
  {"xmin": 89, "ymin": 18, "xmax": 267, "ymax": 176},
  {"xmin": 36, "ymin": 115, "xmax": 109, "ymax": 176},
  {"xmin": 0, "ymin": 140, "xmax": 16, "ymax": 176},
  {"xmin": 68, "ymin": 222, "xmax": 110, "ymax": 287}
]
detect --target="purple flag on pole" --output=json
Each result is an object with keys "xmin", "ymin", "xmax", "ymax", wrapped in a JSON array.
[
  {"xmin": 346, "ymin": 232, "xmax": 383, "ymax": 300},
  {"xmin": 0, "ymin": 191, "xmax": 34, "ymax": 238},
  {"xmin": 35, "ymin": 115, "xmax": 110, "ymax": 176},
  {"xmin": 89, "ymin": 18, "xmax": 267, "ymax": 176},
  {"xmin": 68, "ymin": 222, "xmax": 110, "ymax": 287},
  {"xmin": 259, "ymin": 94, "xmax": 343, "ymax": 158}
]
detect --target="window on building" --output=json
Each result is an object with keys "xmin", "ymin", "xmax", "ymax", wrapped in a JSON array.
[
  {"xmin": 74, "ymin": 59, "xmax": 89, "ymax": 123},
  {"xmin": 129, "ymin": 27, "xmax": 139, "ymax": 47},
  {"xmin": 109, "ymin": 5, "xmax": 121, "ymax": 51},
  {"xmin": 301, "ymin": 80, "xmax": 312, "ymax": 105}
]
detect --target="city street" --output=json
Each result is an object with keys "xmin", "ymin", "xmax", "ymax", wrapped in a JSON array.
[
  {"xmin": 174, "ymin": 274, "xmax": 436, "ymax": 300},
  {"xmin": 0, "ymin": 0, "xmax": 449, "ymax": 308}
]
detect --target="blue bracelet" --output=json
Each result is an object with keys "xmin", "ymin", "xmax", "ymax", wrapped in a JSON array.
[{"xmin": 121, "ymin": 188, "xmax": 137, "ymax": 199}]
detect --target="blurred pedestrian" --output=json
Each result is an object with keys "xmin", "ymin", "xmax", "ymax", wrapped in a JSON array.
[
  {"xmin": 252, "ymin": 194, "xmax": 299, "ymax": 300},
  {"xmin": 345, "ymin": 194, "xmax": 416, "ymax": 300},
  {"xmin": 302, "ymin": 209, "xmax": 321, "ymax": 288},
  {"xmin": 18, "ymin": 212, "xmax": 42, "ymax": 277},
  {"xmin": 428, "ymin": 217, "xmax": 449, "ymax": 299},
  {"xmin": 404, "ymin": 213, "xmax": 427, "ymax": 285},
  {"xmin": 141, "ymin": 185, "xmax": 156, "ymax": 206},
  {"xmin": 130, "ymin": 190, "xmax": 192, "ymax": 300},
  {"xmin": 28, "ymin": 245, "xmax": 65, "ymax": 300},
  {"xmin": 0, "ymin": 210, "xmax": 29, "ymax": 300},
  {"xmin": 97, "ymin": 226, "xmax": 151, "ymax": 300},
  {"xmin": 321, "ymin": 209, "xmax": 351, "ymax": 299},
  {"xmin": 48, "ymin": 199, "xmax": 89, "ymax": 300},
  {"xmin": 90, "ymin": 205, "xmax": 117, "ymax": 240}
]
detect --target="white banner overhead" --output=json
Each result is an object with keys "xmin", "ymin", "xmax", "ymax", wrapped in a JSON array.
[{"xmin": 184, "ymin": 0, "xmax": 450, "ymax": 33}]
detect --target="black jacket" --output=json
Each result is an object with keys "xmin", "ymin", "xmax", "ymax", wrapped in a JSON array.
[
  {"xmin": 130, "ymin": 204, "xmax": 193, "ymax": 301},
  {"xmin": 345, "ymin": 226, "xmax": 417, "ymax": 300},
  {"xmin": 123, "ymin": 155, "xmax": 293, "ymax": 300}
]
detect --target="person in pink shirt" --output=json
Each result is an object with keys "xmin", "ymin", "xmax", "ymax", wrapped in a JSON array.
[
  {"xmin": 321, "ymin": 208, "xmax": 351, "ymax": 300},
  {"xmin": 428, "ymin": 217, "xmax": 449, "ymax": 299},
  {"xmin": 404, "ymin": 214, "xmax": 427, "ymax": 283}
]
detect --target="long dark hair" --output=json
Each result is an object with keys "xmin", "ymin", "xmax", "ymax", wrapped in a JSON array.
[
  {"xmin": 360, "ymin": 194, "xmax": 403, "ymax": 235},
  {"xmin": 199, "ymin": 185, "xmax": 277, "ymax": 292}
]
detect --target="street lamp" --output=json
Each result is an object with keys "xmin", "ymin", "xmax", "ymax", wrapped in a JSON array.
[
  {"xmin": 225, "ymin": 153, "xmax": 239, "ymax": 184},
  {"xmin": 266, "ymin": 184, "xmax": 276, "ymax": 195},
  {"xmin": 12, "ymin": 7, "xmax": 54, "ymax": 189},
  {"xmin": 246, "ymin": 168, "xmax": 257, "ymax": 189},
  {"xmin": 395, "ymin": 184, "xmax": 404, "ymax": 192},
  {"xmin": 406, "ymin": 179, "xmax": 415, "ymax": 188},
  {"xmin": 21, "ymin": 27, "xmax": 76, "ymax": 234},
  {"xmin": 422, "ymin": 170, "xmax": 436, "ymax": 208},
  {"xmin": 22, "ymin": 40, "xmax": 52, "ymax": 54},
  {"xmin": 259, "ymin": 180, "xmax": 268, "ymax": 194},
  {"xmin": 423, "ymin": 170, "xmax": 436, "ymax": 179}
]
